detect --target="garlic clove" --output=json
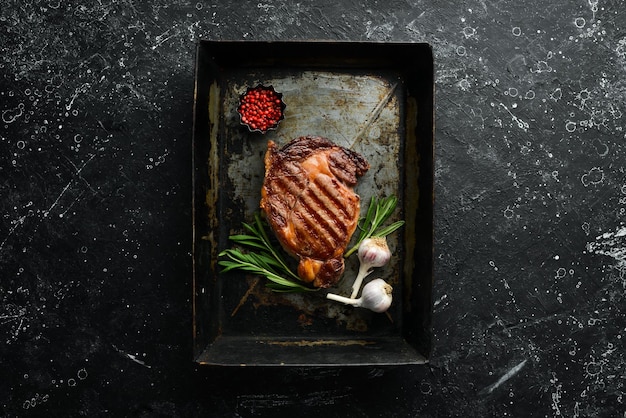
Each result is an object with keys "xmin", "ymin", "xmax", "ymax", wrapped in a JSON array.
[
  {"xmin": 358, "ymin": 278, "xmax": 393, "ymax": 313},
  {"xmin": 327, "ymin": 278, "xmax": 393, "ymax": 313},
  {"xmin": 350, "ymin": 237, "xmax": 391, "ymax": 299},
  {"xmin": 357, "ymin": 236, "xmax": 391, "ymax": 268}
]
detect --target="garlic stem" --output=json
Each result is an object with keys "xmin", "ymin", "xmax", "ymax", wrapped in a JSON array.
[
  {"xmin": 350, "ymin": 263, "xmax": 374, "ymax": 299},
  {"xmin": 326, "ymin": 292, "xmax": 360, "ymax": 307}
]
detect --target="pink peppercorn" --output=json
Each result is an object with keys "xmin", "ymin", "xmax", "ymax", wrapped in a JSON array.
[{"xmin": 237, "ymin": 85, "xmax": 285, "ymax": 133}]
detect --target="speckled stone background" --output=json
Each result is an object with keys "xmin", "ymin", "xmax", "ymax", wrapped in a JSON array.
[{"xmin": 1, "ymin": 1, "xmax": 624, "ymax": 417}]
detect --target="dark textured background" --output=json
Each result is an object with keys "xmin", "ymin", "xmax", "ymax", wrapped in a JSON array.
[{"xmin": 1, "ymin": 1, "xmax": 624, "ymax": 417}]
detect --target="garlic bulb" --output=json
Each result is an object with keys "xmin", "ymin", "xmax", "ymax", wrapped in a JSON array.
[
  {"xmin": 350, "ymin": 236, "xmax": 391, "ymax": 298},
  {"xmin": 327, "ymin": 278, "xmax": 393, "ymax": 313}
]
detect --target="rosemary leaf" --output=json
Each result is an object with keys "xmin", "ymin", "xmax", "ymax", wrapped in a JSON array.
[
  {"xmin": 227, "ymin": 238, "xmax": 267, "ymax": 251},
  {"xmin": 373, "ymin": 220, "xmax": 405, "ymax": 238}
]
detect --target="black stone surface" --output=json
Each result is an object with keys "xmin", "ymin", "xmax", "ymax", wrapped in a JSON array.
[{"xmin": 1, "ymin": 1, "xmax": 624, "ymax": 417}]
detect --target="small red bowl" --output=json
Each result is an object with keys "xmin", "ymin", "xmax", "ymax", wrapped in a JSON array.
[{"xmin": 237, "ymin": 85, "xmax": 286, "ymax": 134}]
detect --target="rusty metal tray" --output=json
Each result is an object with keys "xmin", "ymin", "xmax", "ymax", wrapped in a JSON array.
[{"xmin": 192, "ymin": 40, "xmax": 434, "ymax": 366}]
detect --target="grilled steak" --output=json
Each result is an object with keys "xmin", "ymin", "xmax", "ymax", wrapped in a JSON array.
[{"xmin": 260, "ymin": 136, "xmax": 370, "ymax": 288}]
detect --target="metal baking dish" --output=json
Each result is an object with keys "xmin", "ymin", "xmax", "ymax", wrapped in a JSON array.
[{"xmin": 192, "ymin": 40, "xmax": 434, "ymax": 366}]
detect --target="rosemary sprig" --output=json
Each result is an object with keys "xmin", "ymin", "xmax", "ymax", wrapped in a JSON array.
[
  {"xmin": 219, "ymin": 196, "xmax": 403, "ymax": 291},
  {"xmin": 218, "ymin": 213, "xmax": 316, "ymax": 293},
  {"xmin": 344, "ymin": 195, "xmax": 405, "ymax": 257}
]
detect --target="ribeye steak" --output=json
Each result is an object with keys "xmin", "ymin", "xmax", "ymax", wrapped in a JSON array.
[{"xmin": 260, "ymin": 136, "xmax": 370, "ymax": 288}]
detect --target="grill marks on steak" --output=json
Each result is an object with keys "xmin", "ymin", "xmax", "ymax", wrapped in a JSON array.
[{"xmin": 260, "ymin": 136, "xmax": 370, "ymax": 288}]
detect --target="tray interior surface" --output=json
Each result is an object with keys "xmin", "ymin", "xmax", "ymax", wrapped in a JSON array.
[{"xmin": 192, "ymin": 40, "xmax": 434, "ymax": 366}]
